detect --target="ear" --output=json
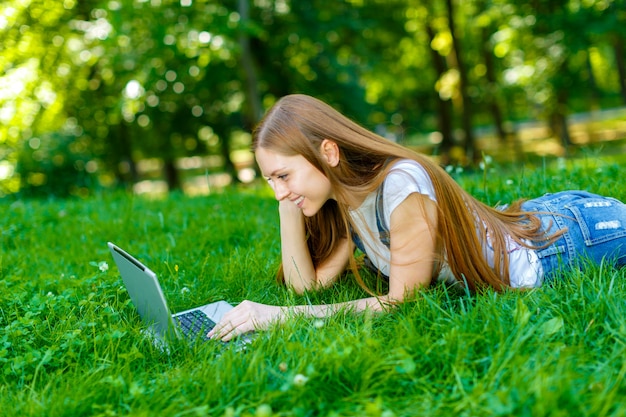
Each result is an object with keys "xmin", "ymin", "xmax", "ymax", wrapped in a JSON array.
[{"xmin": 320, "ymin": 139, "xmax": 340, "ymax": 168}]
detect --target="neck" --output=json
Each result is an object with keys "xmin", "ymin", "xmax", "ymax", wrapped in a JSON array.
[{"xmin": 341, "ymin": 189, "xmax": 371, "ymax": 210}]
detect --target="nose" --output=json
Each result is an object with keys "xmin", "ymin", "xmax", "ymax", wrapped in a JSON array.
[{"xmin": 273, "ymin": 180, "xmax": 289, "ymax": 201}]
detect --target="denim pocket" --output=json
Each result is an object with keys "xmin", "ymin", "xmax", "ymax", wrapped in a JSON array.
[{"xmin": 566, "ymin": 198, "xmax": 626, "ymax": 246}]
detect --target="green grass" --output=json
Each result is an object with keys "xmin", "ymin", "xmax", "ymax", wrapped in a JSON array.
[{"xmin": 1, "ymin": 156, "xmax": 626, "ymax": 417}]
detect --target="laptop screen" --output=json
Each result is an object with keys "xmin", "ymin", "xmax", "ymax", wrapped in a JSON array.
[{"xmin": 108, "ymin": 242, "xmax": 178, "ymax": 340}]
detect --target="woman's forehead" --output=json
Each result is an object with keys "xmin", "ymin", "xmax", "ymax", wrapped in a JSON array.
[{"xmin": 255, "ymin": 148, "xmax": 309, "ymax": 175}]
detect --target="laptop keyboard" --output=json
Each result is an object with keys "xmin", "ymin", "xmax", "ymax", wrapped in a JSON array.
[{"xmin": 174, "ymin": 310, "xmax": 216, "ymax": 341}]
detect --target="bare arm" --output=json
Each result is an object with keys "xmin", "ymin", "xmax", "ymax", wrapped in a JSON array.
[
  {"xmin": 387, "ymin": 192, "xmax": 437, "ymax": 298},
  {"xmin": 209, "ymin": 193, "xmax": 438, "ymax": 342},
  {"xmin": 278, "ymin": 199, "xmax": 352, "ymax": 293},
  {"xmin": 208, "ymin": 296, "xmax": 392, "ymax": 342}
]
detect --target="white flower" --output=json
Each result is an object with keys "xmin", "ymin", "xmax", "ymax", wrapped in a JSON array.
[
  {"xmin": 181, "ymin": 287, "xmax": 190, "ymax": 295},
  {"xmin": 313, "ymin": 319, "xmax": 325, "ymax": 329},
  {"xmin": 255, "ymin": 404, "xmax": 273, "ymax": 417},
  {"xmin": 293, "ymin": 373, "xmax": 309, "ymax": 387},
  {"xmin": 98, "ymin": 261, "xmax": 109, "ymax": 272}
]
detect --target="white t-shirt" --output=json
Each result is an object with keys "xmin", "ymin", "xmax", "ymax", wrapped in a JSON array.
[{"xmin": 348, "ymin": 159, "xmax": 543, "ymax": 288}]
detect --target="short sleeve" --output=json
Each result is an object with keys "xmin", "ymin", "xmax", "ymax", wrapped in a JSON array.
[{"xmin": 382, "ymin": 160, "xmax": 437, "ymax": 220}]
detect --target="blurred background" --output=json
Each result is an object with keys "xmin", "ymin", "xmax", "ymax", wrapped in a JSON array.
[{"xmin": 1, "ymin": 0, "xmax": 625, "ymax": 198}]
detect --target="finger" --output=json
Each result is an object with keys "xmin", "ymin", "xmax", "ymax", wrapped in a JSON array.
[
  {"xmin": 208, "ymin": 316, "xmax": 246, "ymax": 341},
  {"xmin": 212, "ymin": 322, "xmax": 241, "ymax": 342},
  {"xmin": 219, "ymin": 327, "xmax": 238, "ymax": 342},
  {"xmin": 208, "ymin": 320, "xmax": 232, "ymax": 338}
]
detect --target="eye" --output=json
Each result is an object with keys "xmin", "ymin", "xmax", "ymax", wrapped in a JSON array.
[{"xmin": 276, "ymin": 174, "xmax": 288, "ymax": 181}]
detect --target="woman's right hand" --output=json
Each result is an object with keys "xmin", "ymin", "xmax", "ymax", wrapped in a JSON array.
[
  {"xmin": 277, "ymin": 197, "xmax": 304, "ymax": 217},
  {"xmin": 208, "ymin": 300, "xmax": 286, "ymax": 342}
]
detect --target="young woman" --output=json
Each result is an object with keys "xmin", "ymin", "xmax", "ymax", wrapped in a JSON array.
[{"xmin": 208, "ymin": 94, "xmax": 626, "ymax": 342}]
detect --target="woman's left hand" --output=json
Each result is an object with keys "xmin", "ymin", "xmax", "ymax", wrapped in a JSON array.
[{"xmin": 207, "ymin": 300, "xmax": 285, "ymax": 342}]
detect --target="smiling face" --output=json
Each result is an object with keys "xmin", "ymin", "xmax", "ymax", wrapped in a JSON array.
[{"xmin": 255, "ymin": 147, "xmax": 335, "ymax": 217}]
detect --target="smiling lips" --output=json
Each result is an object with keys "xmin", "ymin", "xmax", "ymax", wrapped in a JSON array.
[{"xmin": 293, "ymin": 196, "xmax": 304, "ymax": 207}]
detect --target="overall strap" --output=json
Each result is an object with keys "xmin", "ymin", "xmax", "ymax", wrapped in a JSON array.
[
  {"xmin": 375, "ymin": 180, "xmax": 390, "ymax": 248},
  {"xmin": 351, "ymin": 181, "xmax": 391, "ymax": 253}
]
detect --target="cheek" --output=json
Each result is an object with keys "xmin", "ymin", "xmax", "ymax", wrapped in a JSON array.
[{"xmin": 313, "ymin": 174, "xmax": 333, "ymax": 197}]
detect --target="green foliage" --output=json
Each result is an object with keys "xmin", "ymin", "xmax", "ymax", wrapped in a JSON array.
[
  {"xmin": 2, "ymin": 0, "xmax": 626, "ymax": 196},
  {"xmin": 1, "ymin": 158, "xmax": 625, "ymax": 416},
  {"xmin": 16, "ymin": 132, "xmax": 96, "ymax": 198}
]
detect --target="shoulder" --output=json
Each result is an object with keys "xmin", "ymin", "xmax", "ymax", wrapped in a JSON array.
[{"xmin": 383, "ymin": 159, "xmax": 436, "ymax": 203}]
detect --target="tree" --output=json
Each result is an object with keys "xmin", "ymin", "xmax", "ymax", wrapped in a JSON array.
[
  {"xmin": 445, "ymin": 0, "xmax": 477, "ymax": 162},
  {"xmin": 2, "ymin": 0, "xmax": 625, "ymax": 197},
  {"xmin": 0, "ymin": 0, "xmax": 102, "ymax": 196}
]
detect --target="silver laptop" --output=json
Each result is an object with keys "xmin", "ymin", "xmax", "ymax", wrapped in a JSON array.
[{"xmin": 108, "ymin": 242, "xmax": 233, "ymax": 344}]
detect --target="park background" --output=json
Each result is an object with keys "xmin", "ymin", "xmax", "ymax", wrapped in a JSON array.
[
  {"xmin": 2, "ymin": 1, "xmax": 626, "ymax": 416},
  {"xmin": 1, "ymin": 0, "xmax": 626, "ymax": 199}
]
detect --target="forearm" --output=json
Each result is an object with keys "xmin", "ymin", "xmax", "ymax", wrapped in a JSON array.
[
  {"xmin": 279, "ymin": 202, "xmax": 317, "ymax": 293},
  {"xmin": 210, "ymin": 296, "xmax": 394, "ymax": 342},
  {"xmin": 287, "ymin": 296, "xmax": 393, "ymax": 318}
]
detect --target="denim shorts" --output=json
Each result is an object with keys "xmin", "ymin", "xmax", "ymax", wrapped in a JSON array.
[{"xmin": 521, "ymin": 190, "xmax": 626, "ymax": 282}]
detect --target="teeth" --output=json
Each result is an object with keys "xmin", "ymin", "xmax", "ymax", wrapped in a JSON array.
[{"xmin": 294, "ymin": 196, "xmax": 304, "ymax": 206}]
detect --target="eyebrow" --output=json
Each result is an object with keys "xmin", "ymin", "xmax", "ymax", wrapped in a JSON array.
[{"xmin": 266, "ymin": 167, "xmax": 286, "ymax": 178}]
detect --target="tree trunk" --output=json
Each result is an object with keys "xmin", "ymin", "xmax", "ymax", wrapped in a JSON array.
[
  {"xmin": 238, "ymin": 0, "xmax": 263, "ymax": 126},
  {"xmin": 237, "ymin": 0, "xmax": 262, "ymax": 180},
  {"xmin": 445, "ymin": 0, "xmax": 476, "ymax": 163},
  {"xmin": 163, "ymin": 157, "xmax": 181, "ymax": 191},
  {"xmin": 585, "ymin": 49, "xmax": 600, "ymax": 111},
  {"xmin": 614, "ymin": 36, "xmax": 626, "ymax": 105},
  {"xmin": 220, "ymin": 133, "xmax": 237, "ymax": 182},
  {"xmin": 425, "ymin": 24, "xmax": 455, "ymax": 165},
  {"xmin": 551, "ymin": 89, "xmax": 572, "ymax": 149},
  {"xmin": 481, "ymin": 27, "xmax": 507, "ymax": 142},
  {"xmin": 114, "ymin": 122, "xmax": 138, "ymax": 187}
]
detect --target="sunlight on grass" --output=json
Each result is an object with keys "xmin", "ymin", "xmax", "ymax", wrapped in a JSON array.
[{"xmin": 1, "ymin": 158, "xmax": 625, "ymax": 416}]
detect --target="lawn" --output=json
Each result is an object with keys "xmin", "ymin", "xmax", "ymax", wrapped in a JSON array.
[{"xmin": 1, "ymin": 155, "xmax": 625, "ymax": 417}]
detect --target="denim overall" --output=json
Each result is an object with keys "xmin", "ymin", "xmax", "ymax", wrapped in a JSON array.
[
  {"xmin": 521, "ymin": 190, "xmax": 626, "ymax": 282},
  {"xmin": 352, "ymin": 184, "xmax": 390, "ymax": 278}
]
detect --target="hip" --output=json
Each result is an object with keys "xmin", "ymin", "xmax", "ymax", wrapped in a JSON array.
[{"xmin": 521, "ymin": 190, "xmax": 626, "ymax": 281}]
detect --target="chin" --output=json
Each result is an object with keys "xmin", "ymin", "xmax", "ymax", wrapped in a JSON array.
[{"xmin": 301, "ymin": 205, "xmax": 321, "ymax": 217}]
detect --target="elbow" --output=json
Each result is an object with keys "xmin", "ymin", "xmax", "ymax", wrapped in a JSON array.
[
  {"xmin": 278, "ymin": 269, "xmax": 312, "ymax": 294},
  {"xmin": 283, "ymin": 279, "xmax": 314, "ymax": 295},
  {"xmin": 283, "ymin": 269, "xmax": 338, "ymax": 294},
  {"xmin": 290, "ymin": 284, "xmax": 309, "ymax": 295},
  {"xmin": 381, "ymin": 290, "xmax": 411, "ymax": 308},
  {"xmin": 286, "ymin": 276, "xmax": 331, "ymax": 295}
]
